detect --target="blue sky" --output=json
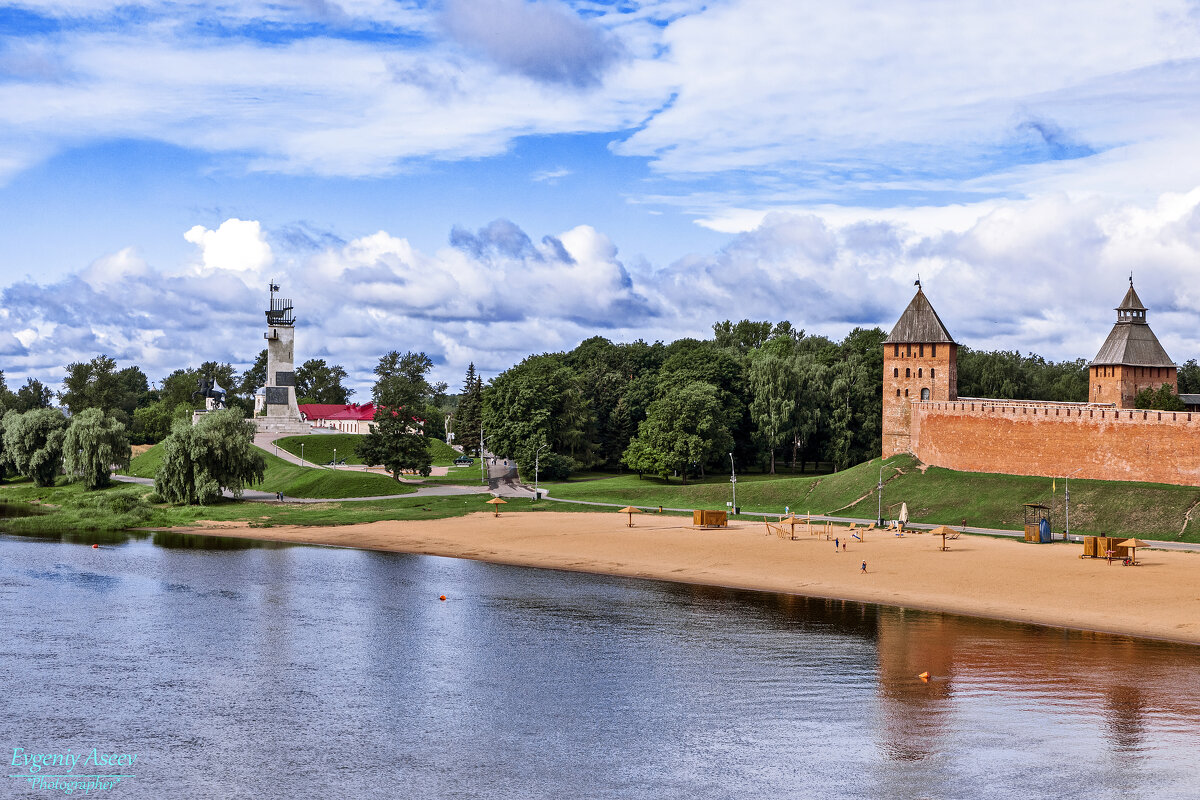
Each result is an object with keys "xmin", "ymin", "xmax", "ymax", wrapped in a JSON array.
[{"xmin": 3, "ymin": 0, "xmax": 1200, "ymax": 394}]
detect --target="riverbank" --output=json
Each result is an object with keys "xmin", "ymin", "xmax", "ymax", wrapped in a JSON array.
[{"xmin": 181, "ymin": 511, "xmax": 1200, "ymax": 645}]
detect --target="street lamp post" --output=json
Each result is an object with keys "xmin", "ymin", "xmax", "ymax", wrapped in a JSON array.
[
  {"xmin": 535, "ymin": 443, "xmax": 549, "ymax": 501},
  {"xmin": 332, "ymin": 447, "xmax": 337, "ymax": 468},
  {"xmin": 1065, "ymin": 467, "xmax": 1083, "ymax": 540},
  {"xmin": 300, "ymin": 442, "xmax": 304, "ymax": 465},
  {"xmin": 877, "ymin": 459, "xmax": 896, "ymax": 525},
  {"xmin": 729, "ymin": 452, "xmax": 737, "ymax": 515}
]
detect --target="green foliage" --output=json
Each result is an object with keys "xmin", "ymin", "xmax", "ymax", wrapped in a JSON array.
[
  {"xmin": 622, "ymin": 381, "xmax": 733, "ymax": 483},
  {"xmin": 238, "ymin": 349, "xmax": 267, "ymax": 398},
  {"xmin": 1179, "ymin": 359, "xmax": 1200, "ymax": 395},
  {"xmin": 455, "ymin": 363, "xmax": 483, "ymax": 456},
  {"xmin": 482, "ymin": 353, "xmax": 594, "ymax": 473},
  {"xmin": 748, "ymin": 352, "xmax": 798, "ymax": 473},
  {"xmin": 131, "ymin": 401, "xmax": 193, "ymax": 445},
  {"xmin": 154, "ymin": 409, "xmax": 266, "ymax": 505},
  {"xmin": 2, "ymin": 408, "xmax": 68, "ymax": 486},
  {"xmin": 296, "ymin": 358, "xmax": 354, "ymax": 404},
  {"xmin": 356, "ymin": 405, "xmax": 433, "ymax": 478},
  {"xmin": 63, "ymin": 408, "xmax": 132, "ymax": 490},
  {"xmin": 957, "ymin": 348, "xmax": 1088, "ymax": 401},
  {"xmin": 59, "ymin": 355, "xmax": 148, "ymax": 425},
  {"xmin": 252, "ymin": 451, "xmax": 416, "ymax": 499},
  {"xmin": 1134, "ymin": 383, "xmax": 1186, "ymax": 411},
  {"xmin": 13, "ymin": 378, "xmax": 53, "ymax": 412}
]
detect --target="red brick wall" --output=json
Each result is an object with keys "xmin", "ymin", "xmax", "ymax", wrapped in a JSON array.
[
  {"xmin": 1089, "ymin": 364, "xmax": 1179, "ymax": 408},
  {"xmin": 883, "ymin": 342, "xmax": 957, "ymax": 457},
  {"xmin": 910, "ymin": 401, "xmax": 1200, "ymax": 486}
]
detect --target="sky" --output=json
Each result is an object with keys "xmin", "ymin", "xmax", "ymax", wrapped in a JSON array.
[{"xmin": 4, "ymin": 0, "xmax": 1200, "ymax": 397}]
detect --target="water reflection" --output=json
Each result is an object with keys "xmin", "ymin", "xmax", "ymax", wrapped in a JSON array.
[{"xmin": 0, "ymin": 532, "xmax": 1198, "ymax": 800}]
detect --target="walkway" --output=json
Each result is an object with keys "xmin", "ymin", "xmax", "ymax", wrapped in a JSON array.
[{"xmin": 112, "ymin": 474, "xmax": 488, "ymax": 502}]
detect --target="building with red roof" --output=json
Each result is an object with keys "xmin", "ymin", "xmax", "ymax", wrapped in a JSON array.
[{"xmin": 299, "ymin": 403, "xmax": 377, "ymax": 434}]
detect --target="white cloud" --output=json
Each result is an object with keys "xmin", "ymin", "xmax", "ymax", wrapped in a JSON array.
[
  {"xmin": 184, "ymin": 219, "xmax": 274, "ymax": 274},
  {"xmin": 4, "ymin": 196, "xmax": 1200, "ymax": 398}
]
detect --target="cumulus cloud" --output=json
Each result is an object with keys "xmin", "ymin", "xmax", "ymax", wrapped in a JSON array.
[
  {"xmin": 184, "ymin": 219, "xmax": 274, "ymax": 274},
  {"xmin": 440, "ymin": 0, "xmax": 624, "ymax": 87},
  {"xmin": 4, "ymin": 199, "xmax": 1200, "ymax": 398}
]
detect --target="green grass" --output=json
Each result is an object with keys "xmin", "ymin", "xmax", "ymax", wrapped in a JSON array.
[
  {"xmin": 274, "ymin": 433, "xmax": 366, "ymax": 465},
  {"xmin": 0, "ymin": 475, "xmax": 590, "ymax": 537},
  {"xmin": 251, "ymin": 452, "xmax": 415, "ymax": 499},
  {"xmin": 547, "ymin": 455, "xmax": 1200, "ymax": 541},
  {"xmin": 124, "ymin": 443, "xmax": 416, "ymax": 499},
  {"xmin": 275, "ymin": 434, "xmax": 460, "ymax": 467}
]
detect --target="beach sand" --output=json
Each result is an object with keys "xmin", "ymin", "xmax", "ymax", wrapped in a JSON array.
[{"xmin": 185, "ymin": 512, "xmax": 1200, "ymax": 644}]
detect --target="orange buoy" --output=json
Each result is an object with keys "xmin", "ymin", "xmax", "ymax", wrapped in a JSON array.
[
  {"xmin": 439, "ymin": 595, "xmax": 447, "ymax": 601},
  {"xmin": 92, "ymin": 544, "xmax": 99, "ymax": 549},
  {"xmin": 918, "ymin": 671, "xmax": 930, "ymax": 681}
]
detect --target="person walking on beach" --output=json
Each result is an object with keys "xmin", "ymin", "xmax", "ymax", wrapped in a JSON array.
[
  {"xmin": 842, "ymin": 541, "xmax": 847, "ymax": 551},
  {"xmin": 834, "ymin": 537, "xmax": 839, "ymax": 551},
  {"xmin": 861, "ymin": 560, "xmax": 867, "ymax": 573}
]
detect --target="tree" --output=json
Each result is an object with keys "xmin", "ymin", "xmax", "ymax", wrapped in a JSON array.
[
  {"xmin": 154, "ymin": 409, "xmax": 266, "ymax": 505},
  {"xmin": 622, "ymin": 381, "xmax": 732, "ymax": 483},
  {"xmin": 13, "ymin": 378, "xmax": 53, "ymax": 412},
  {"xmin": 0, "ymin": 370, "xmax": 15, "ymax": 412},
  {"xmin": 1178, "ymin": 359, "xmax": 1200, "ymax": 395},
  {"xmin": 2, "ymin": 408, "xmax": 68, "ymax": 486},
  {"xmin": 482, "ymin": 353, "xmax": 593, "ymax": 477},
  {"xmin": 455, "ymin": 363, "xmax": 483, "ymax": 456},
  {"xmin": 239, "ymin": 349, "xmax": 268, "ymax": 399},
  {"xmin": 63, "ymin": 408, "xmax": 131, "ymax": 490},
  {"xmin": 748, "ymin": 352, "xmax": 799, "ymax": 474},
  {"xmin": 296, "ymin": 359, "xmax": 354, "ymax": 404},
  {"xmin": 59, "ymin": 355, "xmax": 147, "ymax": 423},
  {"xmin": 356, "ymin": 404, "xmax": 432, "ymax": 479},
  {"xmin": 1134, "ymin": 383, "xmax": 1186, "ymax": 411}
]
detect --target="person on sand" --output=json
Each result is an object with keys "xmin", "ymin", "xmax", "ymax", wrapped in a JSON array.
[
  {"xmin": 835, "ymin": 537, "xmax": 839, "ymax": 551},
  {"xmin": 842, "ymin": 541, "xmax": 847, "ymax": 551},
  {"xmin": 861, "ymin": 560, "xmax": 867, "ymax": 573}
]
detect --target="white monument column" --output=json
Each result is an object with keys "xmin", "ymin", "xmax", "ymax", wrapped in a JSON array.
[{"xmin": 257, "ymin": 282, "xmax": 310, "ymax": 436}]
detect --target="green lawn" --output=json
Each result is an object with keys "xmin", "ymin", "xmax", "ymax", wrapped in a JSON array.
[
  {"xmin": 274, "ymin": 433, "xmax": 366, "ymax": 465},
  {"xmin": 274, "ymin": 434, "xmax": 460, "ymax": 467},
  {"xmin": 546, "ymin": 455, "xmax": 1200, "ymax": 540},
  {"xmin": 124, "ymin": 444, "xmax": 416, "ymax": 499}
]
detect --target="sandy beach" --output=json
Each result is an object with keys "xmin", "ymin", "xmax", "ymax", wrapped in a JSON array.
[{"xmin": 186, "ymin": 512, "xmax": 1200, "ymax": 645}]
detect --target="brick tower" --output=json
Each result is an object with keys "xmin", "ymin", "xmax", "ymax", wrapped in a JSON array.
[
  {"xmin": 1089, "ymin": 280, "xmax": 1177, "ymax": 408},
  {"xmin": 882, "ymin": 285, "xmax": 958, "ymax": 458}
]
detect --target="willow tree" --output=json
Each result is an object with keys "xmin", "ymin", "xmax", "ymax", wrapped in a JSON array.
[
  {"xmin": 155, "ymin": 410, "xmax": 264, "ymax": 505},
  {"xmin": 63, "ymin": 408, "xmax": 131, "ymax": 490}
]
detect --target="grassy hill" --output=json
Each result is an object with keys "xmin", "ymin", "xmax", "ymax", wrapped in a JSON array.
[
  {"xmin": 546, "ymin": 455, "xmax": 1200, "ymax": 540},
  {"xmin": 274, "ymin": 434, "xmax": 460, "ymax": 467},
  {"xmin": 125, "ymin": 444, "xmax": 415, "ymax": 499}
]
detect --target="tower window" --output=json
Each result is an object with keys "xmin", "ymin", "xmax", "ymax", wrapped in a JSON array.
[
  {"xmin": 896, "ymin": 389, "xmax": 901, "ymax": 397},
  {"xmin": 905, "ymin": 368, "xmax": 911, "ymax": 378},
  {"xmin": 919, "ymin": 344, "xmax": 925, "ymax": 357},
  {"xmin": 931, "ymin": 368, "xmax": 936, "ymax": 379},
  {"xmin": 918, "ymin": 368, "xmax": 923, "ymax": 378},
  {"xmin": 894, "ymin": 344, "xmax": 899, "ymax": 357},
  {"xmin": 893, "ymin": 368, "xmax": 898, "ymax": 377},
  {"xmin": 931, "ymin": 344, "xmax": 936, "ymax": 358},
  {"xmin": 921, "ymin": 388, "xmax": 930, "ymax": 400},
  {"xmin": 906, "ymin": 344, "xmax": 912, "ymax": 357},
  {"xmin": 905, "ymin": 388, "xmax": 909, "ymax": 397}
]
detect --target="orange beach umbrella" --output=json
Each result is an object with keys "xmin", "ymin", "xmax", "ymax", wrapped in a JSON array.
[
  {"xmin": 1119, "ymin": 538, "xmax": 1149, "ymax": 561},
  {"xmin": 618, "ymin": 506, "xmax": 643, "ymax": 527},
  {"xmin": 486, "ymin": 497, "xmax": 508, "ymax": 517}
]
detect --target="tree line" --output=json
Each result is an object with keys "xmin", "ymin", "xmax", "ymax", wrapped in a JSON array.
[{"xmin": 462, "ymin": 322, "xmax": 1176, "ymax": 481}]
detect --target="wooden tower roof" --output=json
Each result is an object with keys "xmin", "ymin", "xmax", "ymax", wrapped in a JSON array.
[{"xmin": 884, "ymin": 287, "xmax": 956, "ymax": 345}]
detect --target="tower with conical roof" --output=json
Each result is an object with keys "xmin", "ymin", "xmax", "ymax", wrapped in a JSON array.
[
  {"xmin": 1089, "ymin": 280, "xmax": 1177, "ymax": 408},
  {"xmin": 882, "ymin": 285, "xmax": 958, "ymax": 457}
]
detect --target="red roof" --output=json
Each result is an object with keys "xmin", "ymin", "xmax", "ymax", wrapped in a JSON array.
[{"xmin": 300, "ymin": 403, "xmax": 376, "ymax": 422}]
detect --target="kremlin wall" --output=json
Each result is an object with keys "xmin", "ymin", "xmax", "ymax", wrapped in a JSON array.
[{"xmin": 882, "ymin": 282, "xmax": 1200, "ymax": 487}]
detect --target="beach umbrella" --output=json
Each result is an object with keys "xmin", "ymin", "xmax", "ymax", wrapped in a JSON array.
[
  {"xmin": 486, "ymin": 497, "xmax": 508, "ymax": 517},
  {"xmin": 1119, "ymin": 538, "xmax": 1149, "ymax": 561},
  {"xmin": 618, "ymin": 506, "xmax": 643, "ymax": 527},
  {"xmin": 930, "ymin": 525, "xmax": 955, "ymax": 550},
  {"xmin": 899, "ymin": 503, "xmax": 909, "ymax": 527},
  {"xmin": 779, "ymin": 515, "xmax": 801, "ymax": 538}
]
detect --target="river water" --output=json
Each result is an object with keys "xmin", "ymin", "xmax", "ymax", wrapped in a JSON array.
[{"xmin": 2, "ymin": 530, "xmax": 1199, "ymax": 799}]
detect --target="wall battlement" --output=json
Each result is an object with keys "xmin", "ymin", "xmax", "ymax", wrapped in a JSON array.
[{"xmin": 909, "ymin": 401, "xmax": 1200, "ymax": 486}]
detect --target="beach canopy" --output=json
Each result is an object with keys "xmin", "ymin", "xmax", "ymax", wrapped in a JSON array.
[
  {"xmin": 619, "ymin": 506, "xmax": 643, "ymax": 527},
  {"xmin": 930, "ymin": 525, "xmax": 954, "ymax": 550},
  {"xmin": 899, "ymin": 503, "xmax": 909, "ymax": 524},
  {"xmin": 486, "ymin": 497, "xmax": 508, "ymax": 516},
  {"xmin": 1119, "ymin": 538, "xmax": 1149, "ymax": 548}
]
